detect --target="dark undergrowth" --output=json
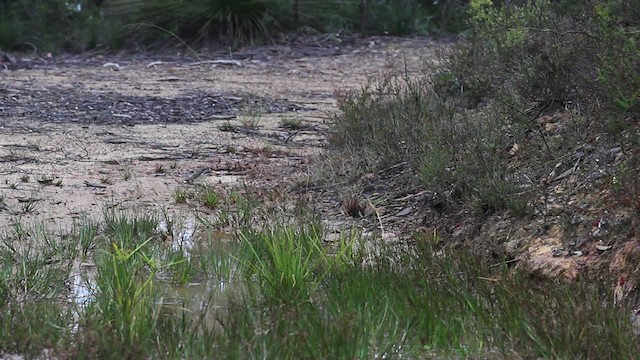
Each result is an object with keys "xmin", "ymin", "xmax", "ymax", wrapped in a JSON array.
[{"xmin": 0, "ymin": 0, "xmax": 468, "ymax": 53}]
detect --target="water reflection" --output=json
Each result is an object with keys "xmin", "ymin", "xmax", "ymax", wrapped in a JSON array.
[
  {"xmin": 157, "ymin": 220, "xmax": 197, "ymax": 256},
  {"xmin": 68, "ymin": 222, "xmax": 240, "ymax": 334}
]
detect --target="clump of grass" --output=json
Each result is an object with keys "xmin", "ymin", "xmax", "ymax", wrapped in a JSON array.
[
  {"xmin": 238, "ymin": 224, "xmax": 348, "ymax": 304},
  {"xmin": 197, "ymin": 235, "xmax": 238, "ymax": 281},
  {"xmin": 218, "ymin": 121, "xmax": 236, "ymax": 132},
  {"xmin": 84, "ymin": 236, "xmax": 160, "ymax": 357},
  {"xmin": 74, "ymin": 214, "xmax": 99, "ymax": 256},
  {"xmin": 342, "ymin": 195, "xmax": 364, "ymax": 218},
  {"xmin": 102, "ymin": 209, "xmax": 159, "ymax": 248},
  {"xmin": 99, "ymin": 175, "xmax": 112, "ymax": 185},
  {"xmin": 196, "ymin": 183, "xmax": 220, "ymax": 209},
  {"xmin": 121, "ymin": 168, "xmax": 133, "ymax": 181},
  {"xmin": 20, "ymin": 199, "xmax": 38, "ymax": 214},
  {"xmin": 165, "ymin": 249, "xmax": 199, "ymax": 286},
  {"xmin": 0, "ymin": 221, "xmax": 77, "ymax": 356},
  {"xmin": 171, "ymin": 187, "xmax": 190, "ymax": 204},
  {"xmin": 238, "ymin": 109, "xmax": 262, "ymax": 129},
  {"xmin": 279, "ymin": 116, "xmax": 305, "ymax": 130}
]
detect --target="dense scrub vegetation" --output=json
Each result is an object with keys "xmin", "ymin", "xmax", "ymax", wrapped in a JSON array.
[
  {"xmin": 330, "ymin": 0, "xmax": 640, "ymax": 218},
  {"xmin": 0, "ymin": 0, "xmax": 467, "ymax": 52}
]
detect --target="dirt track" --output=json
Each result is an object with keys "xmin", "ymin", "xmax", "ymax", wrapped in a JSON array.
[{"xmin": 0, "ymin": 37, "xmax": 438, "ymax": 230}]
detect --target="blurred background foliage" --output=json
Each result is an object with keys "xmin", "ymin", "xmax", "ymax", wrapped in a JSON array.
[{"xmin": 0, "ymin": 0, "xmax": 469, "ymax": 53}]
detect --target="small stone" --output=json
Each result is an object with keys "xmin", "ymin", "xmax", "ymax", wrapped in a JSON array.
[
  {"xmin": 395, "ymin": 206, "xmax": 412, "ymax": 217},
  {"xmin": 509, "ymin": 143, "xmax": 520, "ymax": 156},
  {"xmin": 595, "ymin": 244, "xmax": 612, "ymax": 251},
  {"xmin": 505, "ymin": 239, "xmax": 521, "ymax": 255}
]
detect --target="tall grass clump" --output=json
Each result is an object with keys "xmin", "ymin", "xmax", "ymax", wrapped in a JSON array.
[
  {"xmin": 83, "ymin": 238, "xmax": 160, "ymax": 357},
  {"xmin": 0, "ymin": 222, "xmax": 77, "ymax": 357},
  {"xmin": 106, "ymin": 0, "xmax": 270, "ymax": 48},
  {"xmin": 238, "ymin": 224, "xmax": 339, "ymax": 304}
]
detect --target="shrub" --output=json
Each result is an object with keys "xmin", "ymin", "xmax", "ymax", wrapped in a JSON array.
[
  {"xmin": 329, "ymin": 0, "xmax": 640, "ymax": 216},
  {"xmin": 0, "ymin": 0, "xmax": 125, "ymax": 52},
  {"xmin": 0, "ymin": 0, "xmax": 469, "ymax": 52}
]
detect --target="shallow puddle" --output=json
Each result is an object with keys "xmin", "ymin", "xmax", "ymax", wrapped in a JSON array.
[
  {"xmin": 69, "ymin": 222, "xmax": 241, "ymax": 334},
  {"xmin": 156, "ymin": 220, "xmax": 196, "ymax": 255}
]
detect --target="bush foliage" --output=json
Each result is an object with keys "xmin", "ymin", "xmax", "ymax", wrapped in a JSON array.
[
  {"xmin": 330, "ymin": 0, "xmax": 640, "ymax": 216},
  {"xmin": 0, "ymin": 0, "xmax": 468, "ymax": 52}
]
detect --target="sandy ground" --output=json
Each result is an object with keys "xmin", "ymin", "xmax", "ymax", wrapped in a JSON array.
[{"xmin": 0, "ymin": 37, "xmax": 440, "ymax": 231}]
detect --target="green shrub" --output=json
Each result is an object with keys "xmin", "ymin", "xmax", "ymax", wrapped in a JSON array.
[
  {"xmin": 331, "ymin": 74, "xmax": 526, "ymax": 214},
  {"xmin": 329, "ymin": 0, "xmax": 640, "ymax": 216},
  {"xmin": 0, "ymin": 0, "xmax": 128, "ymax": 52}
]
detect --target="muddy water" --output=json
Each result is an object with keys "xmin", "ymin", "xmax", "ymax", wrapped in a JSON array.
[{"xmin": 68, "ymin": 223, "xmax": 240, "ymax": 332}]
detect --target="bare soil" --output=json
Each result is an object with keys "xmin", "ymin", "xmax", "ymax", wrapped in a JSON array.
[{"xmin": 0, "ymin": 37, "xmax": 439, "ymax": 230}]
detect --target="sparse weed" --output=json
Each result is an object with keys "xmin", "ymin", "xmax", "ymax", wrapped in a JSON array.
[
  {"xmin": 239, "ymin": 115, "xmax": 261, "ymax": 129},
  {"xmin": 99, "ymin": 175, "xmax": 113, "ymax": 185},
  {"xmin": 36, "ymin": 175, "xmax": 56, "ymax": 185},
  {"xmin": 279, "ymin": 116, "xmax": 305, "ymax": 130},
  {"xmin": 20, "ymin": 199, "xmax": 38, "ymax": 214},
  {"xmin": 218, "ymin": 122, "xmax": 236, "ymax": 132},
  {"xmin": 121, "ymin": 168, "xmax": 133, "ymax": 181},
  {"xmin": 27, "ymin": 141, "xmax": 40, "ymax": 151},
  {"xmin": 239, "ymin": 104, "xmax": 264, "ymax": 129}
]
